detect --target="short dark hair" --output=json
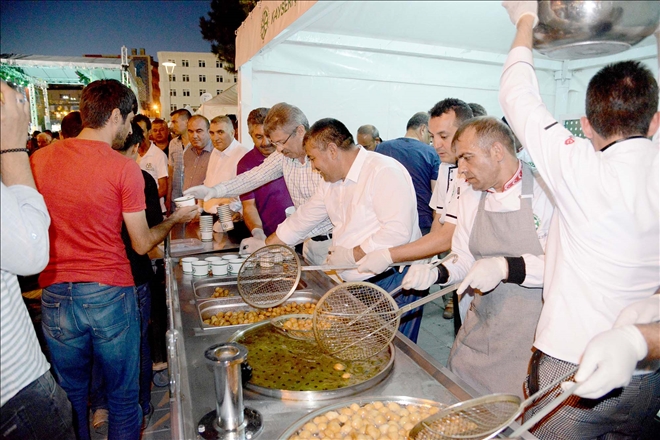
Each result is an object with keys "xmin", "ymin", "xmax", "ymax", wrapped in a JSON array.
[
  {"xmin": 468, "ymin": 103, "xmax": 487, "ymax": 117},
  {"xmin": 264, "ymin": 102, "xmax": 309, "ymax": 135},
  {"xmin": 247, "ymin": 107, "xmax": 270, "ymax": 127},
  {"xmin": 304, "ymin": 118, "xmax": 355, "ymax": 151},
  {"xmin": 61, "ymin": 111, "xmax": 83, "ymax": 139},
  {"xmin": 170, "ymin": 108, "xmax": 191, "ymax": 120},
  {"xmin": 429, "ymin": 98, "xmax": 474, "ymax": 125},
  {"xmin": 80, "ymin": 79, "xmax": 137, "ymax": 129},
  {"xmin": 454, "ymin": 116, "xmax": 516, "ymax": 156},
  {"xmin": 114, "ymin": 121, "xmax": 144, "ymax": 152},
  {"xmin": 357, "ymin": 124, "xmax": 381, "ymax": 142},
  {"xmin": 586, "ymin": 60, "xmax": 658, "ymax": 138},
  {"xmin": 133, "ymin": 114, "xmax": 151, "ymax": 132},
  {"xmin": 406, "ymin": 112, "xmax": 429, "ymax": 131},
  {"xmin": 188, "ymin": 114, "xmax": 210, "ymax": 129}
]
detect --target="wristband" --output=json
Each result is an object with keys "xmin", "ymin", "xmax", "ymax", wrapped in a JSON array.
[{"xmin": 0, "ymin": 148, "xmax": 30, "ymax": 154}]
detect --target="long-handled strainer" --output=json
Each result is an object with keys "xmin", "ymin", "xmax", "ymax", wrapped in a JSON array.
[
  {"xmin": 313, "ymin": 281, "xmax": 460, "ymax": 361},
  {"xmin": 408, "ymin": 367, "xmax": 579, "ymax": 440},
  {"xmin": 237, "ymin": 244, "xmax": 433, "ymax": 308}
]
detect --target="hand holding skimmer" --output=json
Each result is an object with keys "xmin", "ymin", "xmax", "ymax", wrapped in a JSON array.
[{"xmin": 408, "ymin": 367, "xmax": 579, "ymax": 440}]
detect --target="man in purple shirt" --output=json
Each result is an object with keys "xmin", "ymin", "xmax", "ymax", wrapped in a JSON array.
[{"xmin": 237, "ymin": 108, "xmax": 294, "ymax": 237}]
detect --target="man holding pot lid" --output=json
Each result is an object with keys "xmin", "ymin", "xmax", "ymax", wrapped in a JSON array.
[{"xmin": 501, "ymin": 2, "xmax": 660, "ymax": 437}]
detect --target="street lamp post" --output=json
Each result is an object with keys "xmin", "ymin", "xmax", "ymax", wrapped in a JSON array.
[{"xmin": 163, "ymin": 61, "xmax": 176, "ymax": 116}]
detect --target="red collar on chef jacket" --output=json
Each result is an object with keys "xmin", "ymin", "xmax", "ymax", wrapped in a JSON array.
[{"xmin": 487, "ymin": 160, "xmax": 522, "ymax": 193}]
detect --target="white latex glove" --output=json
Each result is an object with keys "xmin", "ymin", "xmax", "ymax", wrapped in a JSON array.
[
  {"xmin": 502, "ymin": 1, "xmax": 539, "ymax": 27},
  {"xmin": 457, "ymin": 257, "xmax": 508, "ymax": 295},
  {"xmin": 325, "ymin": 246, "xmax": 356, "ymax": 268},
  {"xmin": 568, "ymin": 325, "xmax": 648, "ymax": 399},
  {"xmin": 401, "ymin": 264, "xmax": 439, "ymax": 291},
  {"xmin": 239, "ymin": 236, "xmax": 266, "ymax": 256},
  {"xmin": 184, "ymin": 184, "xmax": 222, "ymax": 202},
  {"xmin": 251, "ymin": 228, "xmax": 267, "ymax": 241},
  {"xmin": 356, "ymin": 248, "xmax": 393, "ymax": 274},
  {"xmin": 614, "ymin": 294, "xmax": 660, "ymax": 328}
]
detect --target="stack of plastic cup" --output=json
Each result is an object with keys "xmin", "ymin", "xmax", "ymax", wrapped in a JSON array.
[
  {"xmin": 216, "ymin": 204, "xmax": 234, "ymax": 232},
  {"xmin": 199, "ymin": 215, "xmax": 214, "ymax": 241}
]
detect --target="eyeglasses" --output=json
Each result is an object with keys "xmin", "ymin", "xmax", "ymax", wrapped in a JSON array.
[{"xmin": 270, "ymin": 129, "xmax": 297, "ymax": 148}]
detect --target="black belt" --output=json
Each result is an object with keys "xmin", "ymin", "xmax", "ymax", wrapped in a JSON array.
[
  {"xmin": 365, "ymin": 268, "xmax": 396, "ymax": 284},
  {"xmin": 310, "ymin": 232, "xmax": 332, "ymax": 242}
]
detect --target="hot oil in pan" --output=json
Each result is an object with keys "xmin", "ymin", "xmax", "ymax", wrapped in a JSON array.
[{"xmin": 236, "ymin": 326, "xmax": 389, "ymax": 391}]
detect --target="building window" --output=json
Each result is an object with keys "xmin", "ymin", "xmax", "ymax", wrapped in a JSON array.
[
  {"xmin": 183, "ymin": 89, "xmax": 190, "ymax": 97},
  {"xmin": 218, "ymin": 76, "xmax": 223, "ymax": 83},
  {"xmin": 216, "ymin": 75, "xmax": 221, "ymax": 82},
  {"xmin": 216, "ymin": 60, "xmax": 222, "ymax": 68},
  {"xmin": 170, "ymin": 89, "xmax": 176, "ymax": 97},
  {"xmin": 168, "ymin": 74, "xmax": 176, "ymax": 82},
  {"xmin": 182, "ymin": 74, "xmax": 189, "ymax": 82},
  {"xmin": 234, "ymin": 77, "xmax": 237, "ymax": 83},
  {"xmin": 198, "ymin": 60, "xmax": 205, "ymax": 68},
  {"xmin": 181, "ymin": 59, "xmax": 189, "ymax": 67},
  {"xmin": 199, "ymin": 75, "xmax": 206, "ymax": 82},
  {"xmin": 199, "ymin": 89, "xmax": 206, "ymax": 96},
  {"xmin": 216, "ymin": 90, "xmax": 221, "ymax": 95},
  {"xmin": 170, "ymin": 104, "xmax": 177, "ymax": 112}
]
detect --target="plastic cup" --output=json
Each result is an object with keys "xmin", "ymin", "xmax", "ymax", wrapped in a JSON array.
[
  {"xmin": 216, "ymin": 204, "xmax": 234, "ymax": 231},
  {"xmin": 228, "ymin": 258, "xmax": 246, "ymax": 274},
  {"xmin": 192, "ymin": 261, "xmax": 209, "ymax": 276},
  {"xmin": 221, "ymin": 254, "xmax": 239, "ymax": 261},
  {"xmin": 201, "ymin": 230, "xmax": 213, "ymax": 241},
  {"xmin": 205, "ymin": 256, "xmax": 223, "ymax": 269},
  {"xmin": 285, "ymin": 206, "xmax": 296, "ymax": 218},
  {"xmin": 174, "ymin": 195, "xmax": 196, "ymax": 208},
  {"xmin": 181, "ymin": 257, "xmax": 199, "ymax": 273},
  {"xmin": 211, "ymin": 260, "xmax": 229, "ymax": 276}
]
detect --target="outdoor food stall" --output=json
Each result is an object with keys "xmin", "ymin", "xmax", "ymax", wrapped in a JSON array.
[{"xmin": 163, "ymin": 221, "xmax": 537, "ymax": 439}]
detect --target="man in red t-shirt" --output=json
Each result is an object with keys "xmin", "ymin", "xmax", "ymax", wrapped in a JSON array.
[{"xmin": 31, "ymin": 79, "xmax": 197, "ymax": 440}]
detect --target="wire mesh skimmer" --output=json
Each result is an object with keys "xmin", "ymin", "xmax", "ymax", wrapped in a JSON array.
[
  {"xmin": 408, "ymin": 368, "xmax": 579, "ymax": 439},
  {"xmin": 313, "ymin": 281, "xmax": 459, "ymax": 361}
]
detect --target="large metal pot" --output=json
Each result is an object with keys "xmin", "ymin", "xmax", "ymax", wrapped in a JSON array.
[{"xmin": 533, "ymin": 1, "xmax": 660, "ymax": 59}]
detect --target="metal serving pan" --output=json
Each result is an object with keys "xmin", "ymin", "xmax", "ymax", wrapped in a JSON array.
[
  {"xmin": 278, "ymin": 395, "xmax": 445, "ymax": 439},
  {"xmin": 196, "ymin": 291, "xmax": 320, "ymax": 332},
  {"xmin": 229, "ymin": 320, "xmax": 395, "ymax": 402},
  {"xmin": 192, "ymin": 278, "xmax": 240, "ymax": 301}
]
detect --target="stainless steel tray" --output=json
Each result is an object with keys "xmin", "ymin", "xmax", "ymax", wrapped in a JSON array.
[
  {"xmin": 192, "ymin": 278, "xmax": 240, "ymax": 300},
  {"xmin": 230, "ymin": 321, "xmax": 395, "ymax": 402},
  {"xmin": 278, "ymin": 395, "xmax": 445, "ymax": 439},
  {"xmin": 196, "ymin": 291, "xmax": 321, "ymax": 332}
]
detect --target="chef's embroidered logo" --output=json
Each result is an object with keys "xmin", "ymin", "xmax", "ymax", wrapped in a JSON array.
[
  {"xmin": 533, "ymin": 214, "xmax": 540, "ymax": 231},
  {"xmin": 261, "ymin": 8, "xmax": 269, "ymax": 40},
  {"xmin": 565, "ymin": 137, "xmax": 575, "ymax": 145},
  {"xmin": 145, "ymin": 163, "xmax": 154, "ymax": 171}
]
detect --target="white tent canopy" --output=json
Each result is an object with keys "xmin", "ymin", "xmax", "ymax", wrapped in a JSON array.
[
  {"xmin": 235, "ymin": 1, "xmax": 658, "ymax": 143},
  {"xmin": 196, "ymin": 84, "xmax": 238, "ymax": 120}
]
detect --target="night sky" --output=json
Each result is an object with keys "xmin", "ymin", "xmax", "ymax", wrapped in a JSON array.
[{"xmin": 1, "ymin": 0, "xmax": 214, "ymax": 61}]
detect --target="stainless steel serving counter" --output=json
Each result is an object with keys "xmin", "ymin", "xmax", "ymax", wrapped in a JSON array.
[{"xmin": 164, "ymin": 233, "xmax": 536, "ymax": 439}]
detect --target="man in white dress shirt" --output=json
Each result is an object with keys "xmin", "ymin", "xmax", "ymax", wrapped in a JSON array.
[
  {"xmin": 203, "ymin": 115, "xmax": 250, "ymax": 214},
  {"xmin": 265, "ymin": 118, "xmax": 425, "ymax": 341},
  {"xmin": 500, "ymin": 3, "xmax": 660, "ymax": 437},
  {"xmin": 184, "ymin": 103, "xmax": 333, "ymax": 265},
  {"xmin": 134, "ymin": 114, "xmax": 168, "ymax": 213},
  {"xmin": 402, "ymin": 117, "xmax": 554, "ymax": 398},
  {"xmin": 358, "ymin": 98, "xmax": 474, "ymax": 325}
]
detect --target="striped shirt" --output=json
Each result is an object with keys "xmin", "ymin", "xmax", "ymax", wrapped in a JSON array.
[
  {"xmin": 218, "ymin": 151, "xmax": 333, "ymax": 237},
  {"xmin": 1, "ymin": 183, "xmax": 51, "ymax": 406}
]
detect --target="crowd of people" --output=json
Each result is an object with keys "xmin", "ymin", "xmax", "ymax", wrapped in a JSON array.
[{"xmin": 1, "ymin": 2, "xmax": 658, "ymax": 439}]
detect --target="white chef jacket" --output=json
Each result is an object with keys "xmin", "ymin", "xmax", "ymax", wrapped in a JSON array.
[
  {"xmin": 203, "ymin": 139, "xmax": 251, "ymax": 212},
  {"xmin": 500, "ymin": 46, "xmax": 660, "ymax": 366},
  {"xmin": 444, "ymin": 162, "xmax": 553, "ymax": 288},
  {"xmin": 136, "ymin": 142, "xmax": 168, "ymax": 212},
  {"xmin": 428, "ymin": 162, "xmax": 466, "ymax": 225},
  {"xmin": 277, "ymin": 147, "xmax": 422, "ymax": 281}
]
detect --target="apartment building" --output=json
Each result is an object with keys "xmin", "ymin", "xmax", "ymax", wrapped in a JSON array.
[{"xmin": 157, "ymin": 51, "xmax": 237, "ymax": 116}]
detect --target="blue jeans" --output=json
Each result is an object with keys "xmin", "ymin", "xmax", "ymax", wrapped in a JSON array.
[
  {"xmin": 0, "ymin": 371, "xmax": 75, "ymax": 440},
  {"xmin": 41, "ymin": 283, "xmax": 141, "ymax": 440},
  {"xmin": 372, "ymin": 268, "xmax": 425, "ymax": 343},
  {"xmin": 90, "ymin": 282, "xmax": 152, "ymax": 415}
]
